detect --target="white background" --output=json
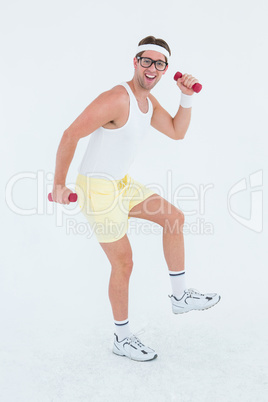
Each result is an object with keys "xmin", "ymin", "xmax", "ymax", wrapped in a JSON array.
[{"xmin": 1, "ymin": 0, "xmax": 267, "ymax": 401}]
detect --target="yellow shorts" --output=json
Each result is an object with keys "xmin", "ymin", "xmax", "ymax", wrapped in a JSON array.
[{"xmin": 75, "ymin": 173, "xmax": 156, "ymax": 243}]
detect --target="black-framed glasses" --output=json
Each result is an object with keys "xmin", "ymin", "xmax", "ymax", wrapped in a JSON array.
[{"xmin": 137, "ymin": 57, "xmax": 168, "ymax": 71}]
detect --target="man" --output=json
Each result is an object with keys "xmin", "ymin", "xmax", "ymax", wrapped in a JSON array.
[{"xmin": 51, "ymin": 36, "xmax": 220, "ymax": 362}]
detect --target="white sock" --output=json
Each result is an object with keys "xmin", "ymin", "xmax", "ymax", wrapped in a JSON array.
[
  {"xmin": 114, "ymin": 318, "xmax": 131, "ymax": 342},
  {"xmin": 169, "ymin": 270, "xmax": 187, "ymax": 299}
]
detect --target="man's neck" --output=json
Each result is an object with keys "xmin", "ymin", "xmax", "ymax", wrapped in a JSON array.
[{"xmin": 127, "ymin": 77, "xmax": 150, "ymax": 102}]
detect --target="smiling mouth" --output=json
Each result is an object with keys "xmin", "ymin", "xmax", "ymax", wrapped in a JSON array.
[{"xmin": 145, "ymin": 74, "xmax": 156, "ymax": 82}]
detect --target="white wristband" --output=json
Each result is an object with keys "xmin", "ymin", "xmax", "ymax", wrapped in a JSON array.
[{"xmin": 180, "ymin": 93, "xmax": 194, "ymax": 108}]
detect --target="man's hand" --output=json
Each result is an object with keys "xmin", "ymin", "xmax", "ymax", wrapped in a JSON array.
[
  {"xmin": 176, "ymin": 74, "xmax": 199, "ymax": 95},
  {"xmin": 51, "ymin": 184, "xmax": 74, "ymax": 205}
]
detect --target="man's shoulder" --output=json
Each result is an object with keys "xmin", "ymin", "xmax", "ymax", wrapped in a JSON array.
[
  {"xmin": 148, "ymin": 93, "xmax": 159, "ymax": 110},
  {"xmin": 102, "ymin": 84, "xmax": 129, "ymax": 103},
  {"xmin": 93, "ymin": 85, "xmax": 129, "ymax": 113}
]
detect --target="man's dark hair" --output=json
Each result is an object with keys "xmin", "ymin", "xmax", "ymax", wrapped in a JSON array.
[{"xmin": 136, "ymin": 36, "xmax": 171, "ymax": 62}]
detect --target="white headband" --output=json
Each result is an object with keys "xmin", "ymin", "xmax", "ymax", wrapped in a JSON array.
[{"xmin": 136, "ymin": 44, "xmax": 170, "ymax": 59}]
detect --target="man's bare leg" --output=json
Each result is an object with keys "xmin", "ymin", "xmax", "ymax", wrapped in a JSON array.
[
  {"xmin": 128, "ymin": 194, "xmax": 185, "ymax": 272},
  {"xmin": 128, "ymin": 194, "xmax": 220, "ymax": 312},
  {"xmin": 99, "ymin": 234, "xmax": 133, "ymax": 321},
  {"xmin": 162, "ymin": 218, "xmax": 185, "ymax": 270}
]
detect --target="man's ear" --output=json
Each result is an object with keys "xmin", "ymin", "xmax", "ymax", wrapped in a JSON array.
[
  {"xmin": 162, "ymin": 64, "xmax": 169, "ymax": 75},
  {"xmin": 133, "ymin": 57, "xmax": 138, "ymax": 69}
]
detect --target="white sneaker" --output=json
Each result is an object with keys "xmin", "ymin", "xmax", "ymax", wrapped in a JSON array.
[
  {"xmin": 169, "ymin": 288, "xmax": 221, "ymax": 314},
  {"xmin": 113, "ymin": 332, "xmax": 157, "ymax": 362}
]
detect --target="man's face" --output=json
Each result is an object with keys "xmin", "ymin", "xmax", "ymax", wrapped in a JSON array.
[{"xmin": 133, "ymin": 50, "xmax": 168, "ymax": 90}]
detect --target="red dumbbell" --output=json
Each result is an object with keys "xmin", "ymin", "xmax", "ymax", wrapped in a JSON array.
[
  {"xmin": 48, "ymin": 193, "xmax": 78, "ymax": 202},
  {"xmin": 174, "ymin": 72, "xmax": 202, "ymax": 93}
]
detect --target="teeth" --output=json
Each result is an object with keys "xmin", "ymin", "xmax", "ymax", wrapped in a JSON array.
[{"xmin": 146, "ymin": 74, "xmax": 155, "ymax": 79}]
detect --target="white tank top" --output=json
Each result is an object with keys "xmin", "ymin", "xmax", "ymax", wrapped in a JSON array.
[{"xmin": 78, "ymin": 82, "xmax": 153, "ymax": 180}]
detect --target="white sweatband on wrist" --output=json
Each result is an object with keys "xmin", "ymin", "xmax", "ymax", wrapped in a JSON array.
[
  {"xmin": 136, "ymin": 44, "xmax": 170, "ymax": 59},
  {"xmin": 180, "ymin": 93, "xmax": 194, "ymax": 108}
]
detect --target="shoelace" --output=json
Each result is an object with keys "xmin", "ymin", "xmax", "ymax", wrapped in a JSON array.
[
  {"xmin": 127, "ymin": 329, "xmax": 146, "ymax": 347},
  {"xmin": 168, "ymin": 288, "xmax": 204, "ymax": 300},
  {"xmin": 186, "ymin": 288, "xmax": 204, "ymax": 296},
  {"xmin": 128, "ymin": 329, "xmax": 147, "ymax": 359}
]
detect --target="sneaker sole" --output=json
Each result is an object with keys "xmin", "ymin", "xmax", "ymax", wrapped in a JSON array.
[
  {"xmin": 112, "ymin": 349, "xmax": 158, "ymax": 362},
  {"xmin": 172, "ymin": 295, "xmax": 221, "ymax": 314}
]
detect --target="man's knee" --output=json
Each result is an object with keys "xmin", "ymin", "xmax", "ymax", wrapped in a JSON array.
[
  {"xmin": 176, "ymin": 209, "xmax": 185, "ymax": 226},
  {"xmin": 112, "ymin": 258, "xmax": 133, "ymax": 276}
]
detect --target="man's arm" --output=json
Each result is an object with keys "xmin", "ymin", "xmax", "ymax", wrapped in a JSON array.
[
  {"xmin": 149, "ymin": 73, "xmax": 199, "ymax": 141},
  {"xmin": 52, "ymin": 87, "xmax": 128, "ymax": 203},
  {"xmin": 149, "ymin": 94, "xmax": 191, "ymax": 141}
]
